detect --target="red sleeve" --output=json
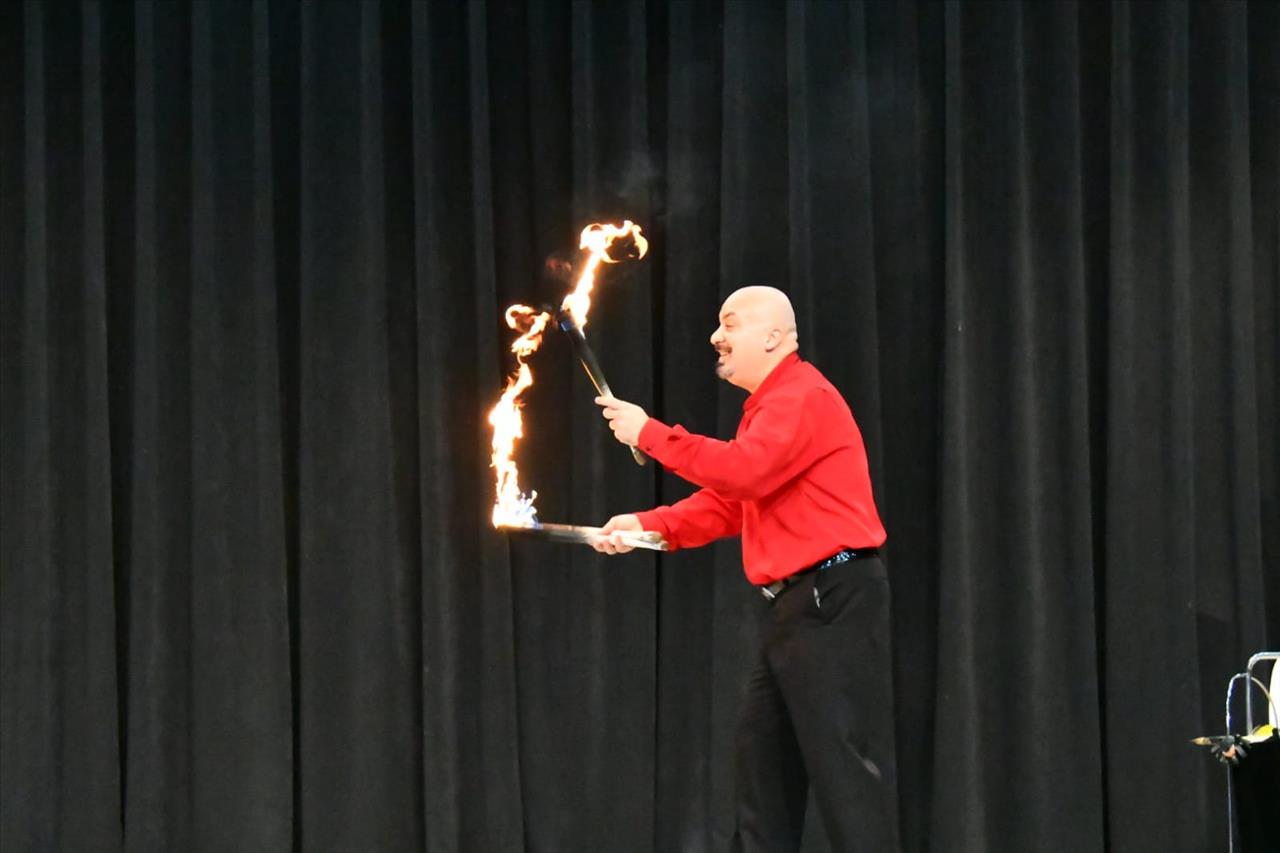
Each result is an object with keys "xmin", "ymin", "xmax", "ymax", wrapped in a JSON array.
[
  {"xmin": 636, "ymin": 389, "xmax": 821, "ymax": 501},
  {"xmin": 634, "ymin": 488, "xmax": 742, "ymax": 551}
]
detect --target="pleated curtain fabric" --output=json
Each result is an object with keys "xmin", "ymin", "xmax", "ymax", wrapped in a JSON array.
[{"xmin": 1, "ymin": 2, "xmax": 1277, "ymax": 852}]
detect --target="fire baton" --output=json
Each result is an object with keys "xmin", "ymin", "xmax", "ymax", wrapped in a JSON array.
[
  {"xmin": 556, "ymin": 309, "xmax": 648, "ymax": 466},
  {"xmin": 502, "ymin": 521, "xmax": 668, "ymax": 551}
]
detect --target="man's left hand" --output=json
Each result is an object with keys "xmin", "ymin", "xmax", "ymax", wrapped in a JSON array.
[{"xmin": 595, "ymin": 396, "xmax": 649, "ymax": 447}]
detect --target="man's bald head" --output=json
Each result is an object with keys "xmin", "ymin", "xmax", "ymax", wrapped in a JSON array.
[{"xmin": 709, "ymin": 286, "xmax": 800, "ymax": 392}]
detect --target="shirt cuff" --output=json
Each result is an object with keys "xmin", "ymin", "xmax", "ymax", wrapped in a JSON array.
[{"xmin": 638, "ymin": 418, "xmax": 678, "ymax": 457}]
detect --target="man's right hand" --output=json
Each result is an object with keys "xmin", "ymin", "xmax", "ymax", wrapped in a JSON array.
[{"xmin": 593, "ymin": 514, "xmax": 643, "ymax": 555}]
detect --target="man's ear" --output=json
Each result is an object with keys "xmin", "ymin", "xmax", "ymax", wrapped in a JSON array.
[{"xmin": 764, "ymin": 328, "xmax": 781, "ymax": 351}]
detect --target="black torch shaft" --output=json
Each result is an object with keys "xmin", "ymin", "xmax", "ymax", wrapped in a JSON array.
[{"xmin": 557, "ymin": 310, "xmax": 647, "ymax": 466}]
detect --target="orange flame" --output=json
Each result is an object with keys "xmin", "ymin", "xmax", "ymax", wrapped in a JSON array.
[
  {"xmin": 489, "ymin": 305, "xmax": 551, "ymax": 527},
  {"xmin": 561, "ymin": 221, "xmax": 648, "ymax": 330},
  {"xmin": 489, "ymin": 221, "xmax": 647, "ymax": 528}
]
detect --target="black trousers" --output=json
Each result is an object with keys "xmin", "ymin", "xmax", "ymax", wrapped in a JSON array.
[{"xmin": 730, "ymin": 556, "xmax": 901, "ymax": 853}]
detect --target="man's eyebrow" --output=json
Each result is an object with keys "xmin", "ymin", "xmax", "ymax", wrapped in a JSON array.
[{"xmin": 720, "ymin": 311, "xmax": 738, "ymax": 322}]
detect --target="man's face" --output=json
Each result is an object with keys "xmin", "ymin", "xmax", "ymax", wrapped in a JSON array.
[{"xmin": 709, "ymin": 298, "xmax": 765, "ymax": 390}]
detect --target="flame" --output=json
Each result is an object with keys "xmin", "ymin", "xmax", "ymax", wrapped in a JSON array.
[
  {"xmin": 489, "ymin": 221, "xmax": 647, "ymax": 528},
  {"xmin": 561, "ymin": 221, "xmax": 648, "ymax": 330},
  {"xmin": 489, "ymin": 305, "xmax": 551, "ymax": 527}
]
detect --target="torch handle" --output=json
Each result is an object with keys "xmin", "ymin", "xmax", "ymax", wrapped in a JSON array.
[{"xmin": 558, "ymin": 314, "xmax": 648, "ymax": 466}]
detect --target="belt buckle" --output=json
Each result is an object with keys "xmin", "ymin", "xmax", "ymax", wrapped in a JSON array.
[{"xmin": 760, "ymin": 576, "xmax": 789, "ymax": 601}]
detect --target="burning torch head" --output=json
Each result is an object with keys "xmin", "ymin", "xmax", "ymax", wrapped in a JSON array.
[{"xmin": 599, "ymin": 229, "xmax": 645, "ymax": 262}]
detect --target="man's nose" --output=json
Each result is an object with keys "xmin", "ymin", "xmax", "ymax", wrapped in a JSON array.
[{"xmin": 710, "ymin": 327, "xmax": 723, "ymax": 346}]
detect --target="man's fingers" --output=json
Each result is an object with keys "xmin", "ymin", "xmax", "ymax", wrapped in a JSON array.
[
  {"xmin": 601, "ymin": 537, "xmax": 629, "ymax": 554},
  {"xmin": 595, "ymin": 396, "xmax": 635, "ymax": 416},
  {"xmin": 595, "ymin": 515, "xmax": 641, "ymax": 554},
  {"xmin": 593, "ymin": 521, "xmax": 618, "ymax": 554},
  {"xmin": 596, "ymin": 512, "xmax": 645, "ymax": 550},
  {"xmin": 608, "ymin": 532, "xmax": 635, "ymax": 553}
]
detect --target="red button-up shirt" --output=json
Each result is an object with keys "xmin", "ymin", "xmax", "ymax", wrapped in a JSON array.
[{"xmin": 633, "ymin": 352, "xmax": 886, "ymax": 585}]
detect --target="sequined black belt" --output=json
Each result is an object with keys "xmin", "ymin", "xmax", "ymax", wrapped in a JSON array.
[{"xmin": 759, "ymin": 548, "xmax": 881, "ymax": 601}]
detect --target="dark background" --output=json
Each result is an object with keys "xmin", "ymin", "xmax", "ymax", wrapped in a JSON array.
[{"xmin": 2, "ymin": 1, "xmax": 1277, "ymax": 851}]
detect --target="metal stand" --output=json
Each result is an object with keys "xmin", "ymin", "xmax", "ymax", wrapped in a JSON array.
[{"xmin": 1222, "ymin": 652, "xmax": 1279, "ymax": 853}]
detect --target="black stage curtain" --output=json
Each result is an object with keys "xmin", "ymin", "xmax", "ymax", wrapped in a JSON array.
[{"xmin": 2, "ymin": 2, "xmax": 1277, "ymax": 851}]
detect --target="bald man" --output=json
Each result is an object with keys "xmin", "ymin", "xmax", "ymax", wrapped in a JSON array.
[{"xmin": 595, "ymin": 286, "xmax": 899, "ymax": 853}]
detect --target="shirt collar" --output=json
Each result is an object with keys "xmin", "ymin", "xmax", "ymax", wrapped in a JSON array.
[{"xmin": 743, "ymin": 352, "xmax": 801, "ymax": 412}]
